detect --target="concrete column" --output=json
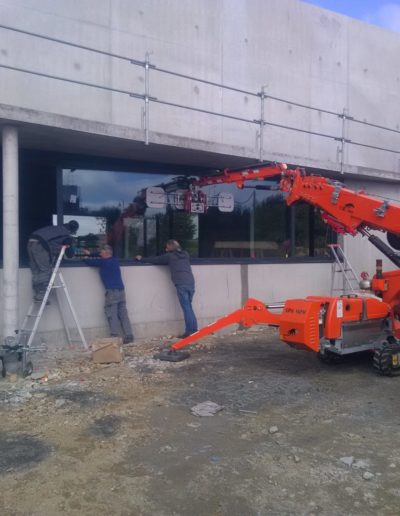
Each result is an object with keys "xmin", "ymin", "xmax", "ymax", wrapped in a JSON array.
[{"xmin": 2, "ymin": 126, "xmax": 19, "ymax": 338}]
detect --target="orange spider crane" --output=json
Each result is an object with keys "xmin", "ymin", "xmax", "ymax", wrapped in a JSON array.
[{"xmin": 158, "ymin": 163, "xmax": 400, "ymax": 376}]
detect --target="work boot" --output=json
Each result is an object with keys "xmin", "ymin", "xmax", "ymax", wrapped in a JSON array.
[
  {"xmin": 34, "ymin": 282, "xmax": 49, "ymax": 300},
  {"xmin": 34, "ymin": 296, "xmax": 50, "ymax": 305},
  {"xmin": 34, "ymin": 292, "xmax": 45, "ymax": 302},
  {"xmin": 34, "ymin": 287, "xmax": 50, "ymax": 305},
  {"xmin": 123, "ymin": 335, "xmax": 134, "ymax": 344}
]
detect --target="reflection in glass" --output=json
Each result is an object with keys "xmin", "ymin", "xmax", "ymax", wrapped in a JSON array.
[
  {"xmin": 62, "ymin": 169, "xmax": 199, "ymax": 259},
  {"xmin": 61, "ymin": 168, "xmax": 335, "ymax": 260}
]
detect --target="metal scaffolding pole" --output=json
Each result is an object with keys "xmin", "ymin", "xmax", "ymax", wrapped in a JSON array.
[
  {"xmin": 144, "ymin": 52, "xmax": 151, "ymax": 145},
  {"xmin": 337, "ymin": 108, "xmax": 352, "ymax": 174},
  {"xmin": 258, "ymin": 86, "xmax": 266, "ymax": 162},
  {"xmin": 2, "ymin": 126, "xmax": 19, "ymax": 339}
]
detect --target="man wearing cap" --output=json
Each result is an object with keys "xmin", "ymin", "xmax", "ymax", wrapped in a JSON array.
[{"xmin": 27, "ymin": 220, "xmax": 79, "ymax": 302}]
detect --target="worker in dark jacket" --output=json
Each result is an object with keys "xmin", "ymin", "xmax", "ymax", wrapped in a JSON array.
[
  {"xmin": 136, "ymin": 240, "xmax": 198, "ymax": 338},
  {"xmin": 27, "ymin": 220, "xmax": 79, "ymax": 302},
  {"xmin": 83, "ymin": 245, "xmax": 134, "ymax": 344}
]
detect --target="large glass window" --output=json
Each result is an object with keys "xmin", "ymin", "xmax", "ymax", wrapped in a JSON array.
[
  {"xmin": 61, "ymin": 168, "xmax": 335, "ymax": 260},
  {"xmin": 62, "ymin": 169, "xmax": 199, "ymax": 259},
  {"xmin": 19, "ymin": 153, "xmax": 58, "ymax": 264},
  {"xmin": 199, "ymin": 183, "xmax": 288, "ymax": 258}
]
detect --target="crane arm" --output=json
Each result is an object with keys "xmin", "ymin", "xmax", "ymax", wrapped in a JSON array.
[
  {"xmin": 193, "ymin": 163, "xmax": 287, "ymax": 189},
  {"xmin": 281, "ymin": 170, "xmax": 400, "ymax": 237},
  {"xmin": 194, "ymin": 163, "xmax": 400, "ymax": 238}
]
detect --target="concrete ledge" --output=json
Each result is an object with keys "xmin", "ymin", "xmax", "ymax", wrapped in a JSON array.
[{"xmin": 1, "ymin": 103, "xmax": 400, "ymax": 180}]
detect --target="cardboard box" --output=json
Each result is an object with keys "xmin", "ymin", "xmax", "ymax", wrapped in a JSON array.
[{"xmin": 91, "ymin": 337, "xmax": 124, "ymax": 364}]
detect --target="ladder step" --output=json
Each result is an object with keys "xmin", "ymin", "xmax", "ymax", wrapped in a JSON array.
[
  {"xmin": 334, "ymin": 280, "xmax": 358, "ymax": 284},
  {"xmin": 331, "ymin": 288, "xmax": 358, "ymax": 291},
  {"xmin": 331, "ymin": 243, "xmax": 360, "ymax": 297}
]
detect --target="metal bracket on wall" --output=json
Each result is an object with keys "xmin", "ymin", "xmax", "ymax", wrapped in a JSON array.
[
  {"xmin": 337, "ymin": 109, "xmax": 354, "ymax": 174},
  {"xmin": 258, "ymin": 86, "xmax": 267, "ymax": 162},
  {"xmin": 143, "ymin": 52, "xmax": 151, "ymax": 145}
]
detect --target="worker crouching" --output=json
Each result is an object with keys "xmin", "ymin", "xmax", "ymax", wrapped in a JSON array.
[{"xmin": 27, "ymin": 220, "xmax": 79, "ymax": 302}]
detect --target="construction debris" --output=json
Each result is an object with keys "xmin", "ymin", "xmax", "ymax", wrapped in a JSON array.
[
  {"xmin": 191, "ymin": 401, "xmax": 223, "ymax": 417},
  {"xmin": 91, "ymin": 337, "xmax": 124, "ymax": 364}
]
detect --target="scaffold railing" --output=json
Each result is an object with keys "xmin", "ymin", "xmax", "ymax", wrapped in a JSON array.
[{"xmin": 0, "ymin": 23, "xmax": 399, "ymax": 168}]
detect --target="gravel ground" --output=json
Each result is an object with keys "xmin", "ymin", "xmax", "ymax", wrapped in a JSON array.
[{"xmin": 0, "ymin": 327, "xmax": 399, "ymax": 515}]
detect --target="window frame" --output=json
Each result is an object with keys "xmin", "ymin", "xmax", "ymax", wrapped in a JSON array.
[{"xmin": 55, "ymin": 160, "xmax": 335, "ymax": 265}]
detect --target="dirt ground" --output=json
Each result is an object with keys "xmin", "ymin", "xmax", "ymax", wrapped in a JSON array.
[{"xmin": 1, "ymin": 327, "xmax": 400, "ymax": 516}]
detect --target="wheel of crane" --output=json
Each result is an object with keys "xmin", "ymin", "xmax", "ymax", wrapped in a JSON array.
[
  {"xmin": 373, "ymin": 341, "xmax": 400, "ymax": 376},
  {"xmin": 23, "ymin": 361, "xmax": 33, "ymax": 378}
]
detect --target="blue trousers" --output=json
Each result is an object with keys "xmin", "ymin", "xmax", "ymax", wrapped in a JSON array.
[{"xmin": 176, "ymin": 285, "xmax": 198, "ymax": 335}]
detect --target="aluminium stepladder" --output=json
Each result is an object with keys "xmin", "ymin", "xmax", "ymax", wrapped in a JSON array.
[
  {"xmin": 16, "ymin": 245, "xmax": 88, "ymax": 375},
  {"xmin": 329, "ymin": 243, "xmax": 360, "ymax": 296}
]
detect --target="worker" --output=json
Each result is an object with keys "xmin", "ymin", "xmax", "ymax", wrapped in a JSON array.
[
  {"xmin": 83, "ymin": 245, "xmax": 134, "ymax": 344},
  {"xmin": 27, "ymin": 220, "xmax": 79, "ymax": 302},
  {"xmin": 135, "ymin": 239, "xmax": 198, "ymax": 338}
]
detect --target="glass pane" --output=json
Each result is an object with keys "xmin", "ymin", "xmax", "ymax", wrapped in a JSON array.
[
  {"xmin": 62, "ymin": 169, "xmax": 202, "ymax": 259},
  {"xmin": 20, "ymin": 158, "xmax": 57, "ymax": 264},
  {"xmin": 295, "ymin": 203, "xmax": 310, "ymax": 257},
  {"xmin": 198, "ymin": 183, "xmax": 288, "ymax": 258},
  {"xmin": 314, "ymin": 210, "xmax": 336, "ymax": 257},
  {"xmin": 61, "ymin": 168, "xmax": 335, "ymax": 260},
  {"xmin": 253, "ymin": 191, "xmax": 288, "ymax": 258},
  {"xmin": 294, "ymin": 203, "xmax": 336, "ymax": 258}
]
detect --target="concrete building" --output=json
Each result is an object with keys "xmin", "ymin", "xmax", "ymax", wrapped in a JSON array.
[{"xmin": 1, "ymin": 0, "xmax": 400, "ymax": 345}]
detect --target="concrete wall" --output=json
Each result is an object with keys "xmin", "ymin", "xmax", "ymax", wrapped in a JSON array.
[
  {"xmin": 1, "ymin": 1, "xmax": 400, "ymax": 343},
  {"xmin": 0, "ymin": 262, "xmax": 332, "ymax": 343},
  {"xmin": 0, "ymin": 0, "xmax": 399, "ymax": 177}
]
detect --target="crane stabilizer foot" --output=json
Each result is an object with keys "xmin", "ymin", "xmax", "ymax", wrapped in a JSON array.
[{"xmin": 154, "ymin": 349, "xmax": 191, "ymax": 362}]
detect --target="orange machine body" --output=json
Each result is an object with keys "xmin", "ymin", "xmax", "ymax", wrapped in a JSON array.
[
  {"xmin": 172, "ymin": 295, "xmax": 391, "ymax": 355},
  {"xmin": 277, "ymin": 295, "xmax": 389, "ymax": 352},
  {"xmin": 278, "ymin": 299, "xmax": 321, "ymax": 352}
]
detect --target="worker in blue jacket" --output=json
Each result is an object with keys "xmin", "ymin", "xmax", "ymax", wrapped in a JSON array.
[{"xmin": 84, "ymin": 245, "xmax": 134, "ymax": 344}]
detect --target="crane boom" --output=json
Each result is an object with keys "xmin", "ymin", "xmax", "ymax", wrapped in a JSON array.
[
  {"xmin": 195, "ymin": 163, "xmax": 400, "ymax": 238},
  {"xmin": 193, "ymin": 163, "xmax": 287, "ymax": 189},
  {"xmin": 281, "ymin": 170, "xmax": 400, "ymax": 237}
]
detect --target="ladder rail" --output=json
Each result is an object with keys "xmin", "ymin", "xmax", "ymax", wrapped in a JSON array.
[
  {"xmin": 328, "ymin": 244, "xmax": 360, "ymax": 296},
  {"xmin": 57, "ymin": 272, "xmax": 88, "ymax": 349},
  {"xmin": 55, "ymin": 287, "xmax": 74, "ymax": 347},
  {"xmin": 25, "ymin": 247, "xmax": 67, "ymax": 348},
  {"xmin": 333, "ymin": 248, "xmax": 357, "ymax": 293},
  {"xmin": 335, "ymin": 245, "xmax": 359, "ymax": 284}
]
